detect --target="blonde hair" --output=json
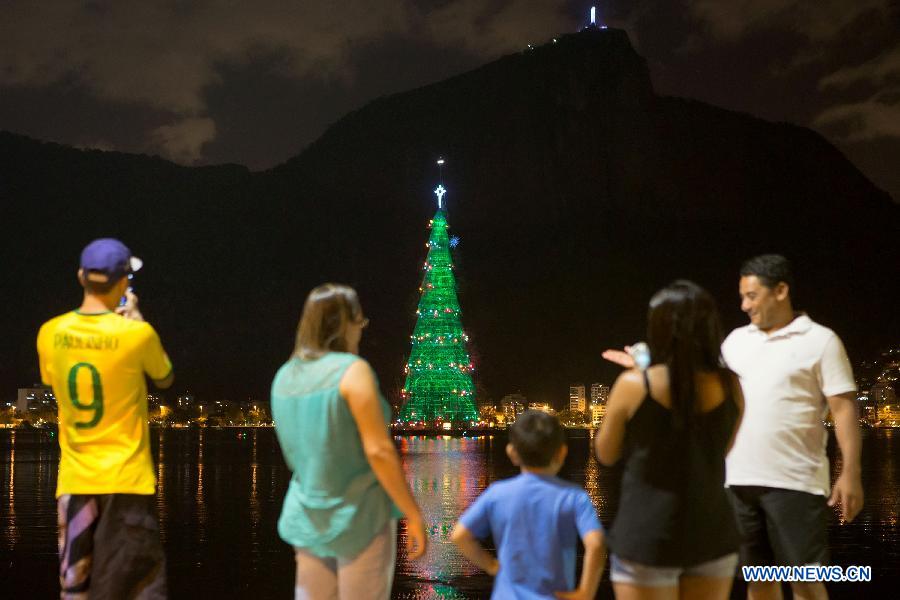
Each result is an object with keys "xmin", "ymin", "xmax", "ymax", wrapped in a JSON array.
[{"xmin": 294, "ymin": 283, "xmax": 363, "ymax": 359}]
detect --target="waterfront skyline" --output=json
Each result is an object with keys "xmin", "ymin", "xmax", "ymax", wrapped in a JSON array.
[{"xmin": 6, "ymin": 343, "xmax": 897, "ymax": 431}]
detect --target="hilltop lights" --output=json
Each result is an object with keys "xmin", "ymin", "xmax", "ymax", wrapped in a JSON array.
[{"xmin": 585, "ymin": 5, "xmax": 608, "ymax": 30}]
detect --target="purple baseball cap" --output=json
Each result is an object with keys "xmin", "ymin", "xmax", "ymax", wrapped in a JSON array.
[{"xmin": 80, "ymin": 238, "xmax": 143, "ymax": 283}]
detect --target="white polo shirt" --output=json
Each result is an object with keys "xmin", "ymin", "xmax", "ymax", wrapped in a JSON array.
[{"xmin": 723, "ymin": 314, "xmax": 856, "ymax": 496}]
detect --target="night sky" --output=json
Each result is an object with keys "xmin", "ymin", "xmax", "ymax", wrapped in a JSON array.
[
  {"xmin": 2, "ymin": 1, "xmax": 898, "ymax": 407},
  {"xmin": 1, "ymin": 1, "xmax": 898, "ymax": 201}
]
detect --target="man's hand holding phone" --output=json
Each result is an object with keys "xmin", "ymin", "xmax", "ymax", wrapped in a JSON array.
[{"xmin": 116, "ymin": 288, "xmax": 145, "ymax": 322}]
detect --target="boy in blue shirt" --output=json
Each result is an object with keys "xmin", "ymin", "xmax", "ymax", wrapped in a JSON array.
[{"xmin": 451, "ymin": 410, "xmax": 606, "ymax": 599}]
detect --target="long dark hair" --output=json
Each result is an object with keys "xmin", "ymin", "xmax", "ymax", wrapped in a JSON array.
[
  {"xmin": 294, "ymin": 283, "xmax": 363, "ymax": 359},
  {"xmin": 647, "ymin": 280, "xmax": 724, "ymax": 428}
]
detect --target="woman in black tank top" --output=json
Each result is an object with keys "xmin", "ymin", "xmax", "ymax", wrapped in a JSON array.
[{"xmin": 595, "ymin": 280, "xmax": 745, "ymax": 600}]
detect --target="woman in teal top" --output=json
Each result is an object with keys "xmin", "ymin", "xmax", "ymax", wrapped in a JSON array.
[{"xmin": 272, "ymin": 284, "xmax": 427, "ymax": 599}]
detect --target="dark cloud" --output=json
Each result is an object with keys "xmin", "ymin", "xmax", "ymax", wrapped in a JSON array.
[
  {"xmin": 680, "ymin": 0, "xmax": 900, "ymax": 146},
  {"xmin": 815, "ymin": 47, "xmax": 900, "ymax": 142},
  {"xmin": 621, "ymin": 0, "xmax": 900, "ymax": 199},
  {"xmin": 150, "ymin": 116, "xmax": 217, "ymax": 163},
  {"xmin": 202, "ymin": 36, "xmax": 487, "ymax": 169},
  {"xmin": 820, "ymin": 46, "xmax": 900, "ymax": 90},
  {"xmin": 0, "ymin": 1, "xmax": 575, "ymax": 162},
  {"xmin": 686, "ymin": 0, "xmax": 888, "ymax": 42}
]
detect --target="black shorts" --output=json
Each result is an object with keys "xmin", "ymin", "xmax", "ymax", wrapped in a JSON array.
[
  {"xmin": 727, "ymin": 485, "xmax": 828, "ymax": 569},
  {"xmin": 58, "ymin": 493, "xmax": 166, "ymax": 599}
]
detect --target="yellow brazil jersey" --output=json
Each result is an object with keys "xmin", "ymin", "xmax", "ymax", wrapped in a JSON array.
[{"xmin": 37, "ymin": 310, "xmax": 172, "ymax": 497}]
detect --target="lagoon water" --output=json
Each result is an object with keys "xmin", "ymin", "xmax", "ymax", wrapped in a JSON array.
[{"xmin": 1, "ymin": 428, "xmax": 898, "ymax": 598}]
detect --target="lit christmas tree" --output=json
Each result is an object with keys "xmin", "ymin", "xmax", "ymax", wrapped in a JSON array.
[{"xmin": 399, "ymin": 176, "xmax": 478, "ymax": 425}]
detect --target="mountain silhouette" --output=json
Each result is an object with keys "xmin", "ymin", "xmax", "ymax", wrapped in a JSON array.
[{"xmin": 2, "ymin": 28, "xmax": 897, "ymax": 407}]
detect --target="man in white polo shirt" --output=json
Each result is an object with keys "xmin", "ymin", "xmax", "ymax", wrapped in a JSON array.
[{"xmin": 724, "ymin": 254, "xmax": 862, "ymax": 600}]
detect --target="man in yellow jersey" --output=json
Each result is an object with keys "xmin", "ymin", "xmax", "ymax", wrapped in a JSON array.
[{"xmin": 37, "ymin": 238, "xmax": 173, "ymax": 599}]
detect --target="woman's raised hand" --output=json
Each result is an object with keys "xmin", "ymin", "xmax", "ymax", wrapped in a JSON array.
[{"xmin": 601, "ymin": 347, "xmax": 635, "ymax": 369}]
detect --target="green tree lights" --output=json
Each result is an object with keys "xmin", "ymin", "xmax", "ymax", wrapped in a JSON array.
[{"xmin": 399, "ymin": 198, "xmax": 478, "ymax": 425}]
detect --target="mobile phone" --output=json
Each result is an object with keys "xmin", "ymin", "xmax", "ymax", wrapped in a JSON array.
[
  {"xmin": 119, "ymin": 285, "xmax": 134, "ymax": 307},
  {"xmin": 628, "ymin": 342, "xmax": 651, "ymax": 371}
]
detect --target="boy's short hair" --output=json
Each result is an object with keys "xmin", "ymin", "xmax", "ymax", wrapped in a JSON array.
[
  {"xmin": 740, "ymin": 254, "xmax": 794, "ymax": 291},
  {"xmin": 509, "ymin": 410, "xmax": 566, "ymax": 467}
]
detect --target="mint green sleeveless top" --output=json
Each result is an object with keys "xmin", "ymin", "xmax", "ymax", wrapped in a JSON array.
[{"xmin": 271, "ymin": 352, "xmax": 397, "ymax": 557}]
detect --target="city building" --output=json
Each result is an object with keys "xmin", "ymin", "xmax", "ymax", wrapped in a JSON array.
[
  {"xmin": 871, "ymin": 358, "xmax": 899, "ymax": 427},
  {"xmin": 478, "ymin": 404, "xmax": 497, "ymax": 422},
  {"xmin": 16, "ymin": 386, "xmax": 56, "ymax": 415},
  {"xmin": 590, "ymin": 402, "xmax": 606, "ymax": 427},
  {"xmin": 569, "ymin": 384, "xmax": 585, "ymax": 412},
  {"xmin": 501, "ymin": 393, "xmax": 526, "ymax": 423},
  {"xmin": 528, "ymin": 402, "xmax": 555, "ymax": 414},
  {"xmin": 877, "ymin": 403, "xmax": 899, "ymax": 427},
  {"xmin": 857, "ymin": 391, "xmax": 876, "ymax": 424},
  {"xmin": 590, "ymin": 383, "xmax": 609, "ymax": 405}
]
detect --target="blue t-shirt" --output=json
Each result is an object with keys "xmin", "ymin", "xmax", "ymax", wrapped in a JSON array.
[{"xmin": 459, "ymin": 472, "xmax": 602, "ymax": 599}]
